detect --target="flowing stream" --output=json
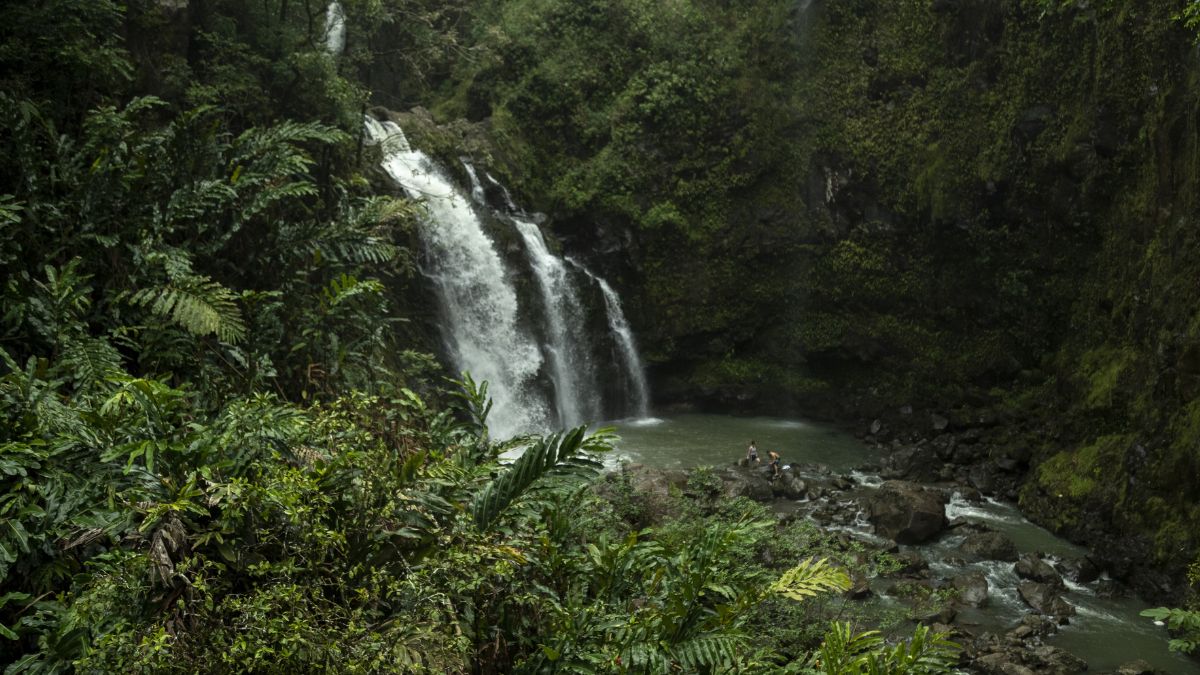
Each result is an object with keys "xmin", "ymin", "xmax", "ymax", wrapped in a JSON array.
[{"xmin": 610, "ymin": 414, "xmax": 1200, "ymax": 674}]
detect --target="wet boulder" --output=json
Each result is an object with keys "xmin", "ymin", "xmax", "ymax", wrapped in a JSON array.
[
  {"xmin": 1017, "ymin": 581, "xmax": 1075, "ymax": 618},
  {"xmin": 719, "ymin": 468, "xmax": 773, "ymax": 502},
  {"xmin": 973, "ymin": 652, "xmax": 1035, "ymax": 675},
  {"xmin": 770, "ymin": 469, "xmax": 808, "ymax": 500},
  {"xmin": 960, "ymin": 531, "xmax": 1019, "ymax": 562},
  {"xmin": 953, "ymin": 571, "xmax": 990, "ymax": 607},
  {"xmin": 1029, "ymin": 645, "xmax": 1088, "ymax": 675},
  {"xmin": 880, "ymin": 445, "xmax": 940, "ymax": 482},
  {"xmin": 1006, "ymin": 614, "xmax": 1058, "ymax": 641},
  {"xmin": 1056, "ymin": 556, "xmax": 1102, "ymax": 585},
  {"xmin": 865, "ymin": 481, "xmax": 948, "ymax": 544},
  {"xmin": 890, "ymin": 550, "xmax": 929, "ymax": 577},
  {"xmin": 847, "ymin": 573, "xmax": 873, "ymax": 600},
  {"xmin": 966, "ymin": 463, "xmax": 998, "ymax": 493},
  {"xmin": 1115, "ymin": 659, "xmax": 1160, "ymax": 675},
  {"xmin": 1014, "ymin": 553, "xmax": 1063, "ymax": 588}
]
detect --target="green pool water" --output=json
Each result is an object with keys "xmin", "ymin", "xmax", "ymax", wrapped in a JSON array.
[{"xmin": 605, "ymin": 413, "xmax": 876, "ymax": 472}]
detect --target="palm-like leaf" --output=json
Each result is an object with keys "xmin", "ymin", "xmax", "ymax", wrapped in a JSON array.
[
  {"xmin": 130, "ymin": 274, "xmax": 247, "ymax": 343},
  {"xmin": 471, "ymin": 427, "xmax": 605, "ymax": 530},
  {"xmin": 769, "ymin": 557, "xmax": 852, "ymax": 601}
]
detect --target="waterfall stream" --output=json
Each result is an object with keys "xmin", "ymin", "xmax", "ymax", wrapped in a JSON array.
[
  {"xmin": 365, "ymin": 118, "xmax": 551, "ymax": 438},
  {"xmin": 324, "ymin": 1, "xmax": 346, "ymax": 56},
  {"xmin": 366, "ymin": 115, "xmax": 652, "ymax": 436},
  {"xmin": 513, "ymin": 218, "xmax": 602, "ymax": 427},
  {"xmin": 569, "ymin": 259, "xmax": 652, "ymax": 419}
]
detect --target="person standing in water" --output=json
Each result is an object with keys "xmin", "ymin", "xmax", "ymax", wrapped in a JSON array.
[
  {"xmin": 767, "ymin": 450, "xmax": 781, "ymax": 479},
  {"xmin": 746, "ymin": 440, "xmax": 759, "ymax": 464}
]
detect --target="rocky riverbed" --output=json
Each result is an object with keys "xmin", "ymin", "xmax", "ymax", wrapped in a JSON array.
[{"xmin": 609, "ymin": 456, "xmax": 1193, "ymax": 674}]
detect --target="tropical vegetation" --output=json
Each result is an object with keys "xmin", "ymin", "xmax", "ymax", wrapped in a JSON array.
[{"xmin": 0, "ymin": 0, "xmax": 971, "ymax": 672}]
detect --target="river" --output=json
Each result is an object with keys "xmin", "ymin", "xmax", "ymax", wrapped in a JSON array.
[{"xmin": 607, "ymin": 414, "xmax": 1199, "ymax": 674}]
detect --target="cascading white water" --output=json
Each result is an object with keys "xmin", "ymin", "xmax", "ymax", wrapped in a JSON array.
[
  {"xmin": 485, "ymin": 172, "xmax": 520, "ymax": 213},
  {"xmin": 364, "ymin": 117, "xmax": 551, "ymax": 438},
  {"xmin": 324, "ymin": 1, "xmax": 346, "ymax": 56},
  {"xmin": 567, "ymin": 259, "xmax": 651, "ymax": 418},
  {"xmin": 597, "ymin": 278, "xmax": 651, "ymax": 418},
  {"xmin": 461, "ymin": 161, "xmax": 487, "ymax": 205},
  {"xmin": 514, "ymin": 219, "xmax": 602, "ymax": 427}
]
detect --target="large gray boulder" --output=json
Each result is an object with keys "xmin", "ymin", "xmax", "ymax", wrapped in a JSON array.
[
  {"xmin": 953, "ymin": 571, "xmax": 990, "ymax": 607},
  {"xmin": 1029, "ymin": 645, "xmax": 1088, "ymax": 675},
  {"xmin": 1018, "ymin": 581, "xmax": 1075, "ymax": 618},
  {"xmin": 960, "ymin": 531, "xmax": 1019, "ymax": 562},
  {"xmin": 719, "ymin": 468, "xmax": 773, "ymax": 502},
  {"xmin": 1116, "ymin": 659, "xmax": 1160, "ymax": 675},
  {"xmin": 864, "ymin": 481, "xmax": 948, "ymax": 544},
  {"xmin": 1015, "ymin": 553, "xmax": 1063, "ymax": 588},
  {"xmin": 770, "ymin": 469, "xmax": 808, "ymax": 500}
]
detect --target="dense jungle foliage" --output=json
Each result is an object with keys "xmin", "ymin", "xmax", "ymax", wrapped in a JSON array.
[{"xmin": 0, "ymin": 0, "xmax": 969, "ymax": 671}]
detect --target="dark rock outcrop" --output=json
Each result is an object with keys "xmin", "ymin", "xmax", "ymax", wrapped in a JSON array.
[
  {"xmin": 960, "ymin": 531, "xmax": 1018, "ymax": 562},
  {"xmin": 864, "ymin": 481, "xmax": 948, "ymax": 543},
  {"xmin": 953, "ymin": 571, "xmax": 990, "ymax": 607},
  {"xmin": 1017, "ymin": 580, "xmax": 1075, "ymax": 618},
  {"xmin": 1014, "ymin": 553, "xmax": 1063, "ymax": 588}
]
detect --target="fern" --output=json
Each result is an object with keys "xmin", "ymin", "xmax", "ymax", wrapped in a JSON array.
[
  {"xmin": 130, "ymin": 275, "xmax": 247, "ymax": 343},
  {"xmin": 471, "ymin": 427, "xmax": 604, "ymax": 530},
  {"xmin": 0, "ymin": 195, "xmax": 22, "ymax": 225},
  {"xmin": 819, "ymin": 622, "xmax": 884, "ymax": 674},
  {"xmin": 817, "ymin": 622, "xmax": 959, "ymax": 674},
  {"xmin": 322, "ymin": 274, "xmax": 384, "ymax": 307},
  {"xmin": 770, "ymin": 558, "xmax": 853, "ymax": 601},
  {"xmin": 669, "ymin": 633, "xmax": 746, "ymax": 672},
  {"xmin": 58, "ymin": 335, "xmax": 123, "ymax": 392}
]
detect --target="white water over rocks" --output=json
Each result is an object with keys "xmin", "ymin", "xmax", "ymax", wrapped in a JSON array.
[
  {"xmin": 568, "ymin": 259, "xmax": 651, "ymax": 418},
  {"xmin": 365, "ymin": 116, "xmax": 653, "ymax": 436},
  {"xmin": 324, "ymin": 2, "xmax": 346, "ymax": 56},
  {"xmin": 365, "ymin": 117, "xmax": 551, "ymax": 438},
  {"xmin": 597, "ymin": 277, "xmax": 651, "ymax": 417},
  {"xmin": 514, "ymin": 218, "xmax": 601, "ymax": 427}
]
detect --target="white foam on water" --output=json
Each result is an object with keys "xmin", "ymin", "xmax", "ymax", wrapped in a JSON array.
[
  {"xmin": 850, "ymin": 470, "xmax": 884, "ymax": 488},
  {"xmin": 946, "ymin": 493, "xmax": 1023, "ymax": 524}
]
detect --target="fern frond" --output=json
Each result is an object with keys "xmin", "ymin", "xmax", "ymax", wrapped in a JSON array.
[
  {"xmin": 819, "ymin": 622, "xmax": 883, "ymax": 674},
  {"xmin": 471, "ymin": 427, "xmax": 593, "ymax": 530},
  {"xmin": 164, "ymin": 179, "xmax": 237, "ymax": 226},
  {"xmin": 58, "ymin": 336, "xmax": 123, "ymax": 391},
  {"xmin": 769, "ymin": 558, "xmax": 852, "ymax": 602},
  {"xmin": 130, "ymin": 275, "xmax": 246, "ymax": 343},
  {"xmin": 670, "ymin": 634, "xmax": 746, "ymax": 672},
  {"xmin": 323, "ymin": 274, "xmax": 384, "ymax": 307},
  {"xmin": 0, "ymin": 195, "xmax": 22, "ymax": 225}
]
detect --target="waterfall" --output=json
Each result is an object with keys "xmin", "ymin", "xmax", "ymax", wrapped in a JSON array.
[
  {"xmin": 485, "ymin": 173, "xmax": 521, "ymax": 213},
  {"xmin": 596, "ymin": 278, "xmax": 651, "ymax": 418},
  {"xmin": 513, "ymin": 219, "xmax": 602, "ymax": 427},
  {"xmin": 324, "ymin": 2, "xmax": 346, "ymax": 56},
  {"xmin": 364, "ymin": 117, "xmax": 551, "ymax": 438},
  {"xmin": 568, "ymin": 259, "xmax": 651, "ymax": 419},
  {"xmin": 365, "ymin": 114, "xmax": 652, "ymax": 432},
  {"xmin": 461, "ymin": 161, "xmax": 487, "ymax": 205}
]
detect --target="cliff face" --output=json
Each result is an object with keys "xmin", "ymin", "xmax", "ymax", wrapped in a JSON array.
[{"xmin": 420, "ymin": 0, "xmax": 1200, "ymax": 585}]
